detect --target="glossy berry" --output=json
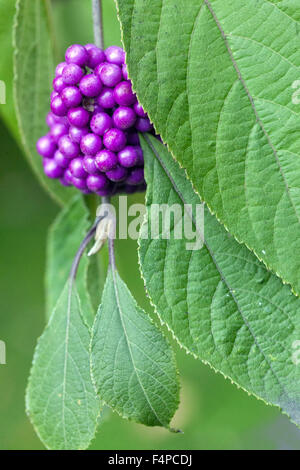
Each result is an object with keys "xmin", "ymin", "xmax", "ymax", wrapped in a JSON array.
[
  {"xmin": 122, "ymin": 63, "xmax": 129, "ymax": 80},
  {"xmin": 50, "ymin": 123, "xmax": 69, "ymax": 144},
  {"xmin": 72, "ymin": 175, "xmax": 87, "ymax": 190},
  {"xmin": 95, "ymin": 149, "xmax": 118, "ymax": 172},
  {"xmin": 43, "ymin": 158, "xmax": 64, "ymax": 179},
  {"xmin": 86, "ymin": 174, "xmax": 109, "ymax": 191},
  {"xmin": 83, "ymin": 155, "xmax": 100, "ymax": 174},
  {"xmin": 103, "ymin": 128, "xmax": 126, "ymax": 152},
  {"xmin": 135, "ymin": 117, "xmax": 153, "ymax": 133},
  {"xmin": 133, "ymin": 102, "xmax": 147, "ymax": 118},
  {"xmin": 98, "ymin": 63, "xmax": 122, "ymax": 87},
  {"xmin": 51, "ymin": 96, "xmax": 68, "ymax": 116},
  {"xmin": 113, "ymin": 107, "xmax": 136, "ymax": 130},
  {"xmin": 105, "ymin": 46, "xmax": 125, "ymax": 65},
  {"xmin": 90, "ymin": 112, "xmax": 113, "ymax": 135},
  {"xmin": 62, "ymin": 63, "xmax": 84, "ymax": 85},
  {"xmin": 126, "ymin": 167, "xmax": 144, "ymax": 185},
  {"xmin": 65, "ymin": 44, "xmax": 88, "ymax": 66},
  {"xmin": 67, "ymin": 107, "xmax": 90, "ymax": 127},
  {"xmin": 55, "ymin": 62, "xmax": 66, "ymax": 76},
  {"xmin": 61, "ymin": 86, "xmax": 82, "ymax": 108},
  {"xmin": 117, "ymin": 146, "xmax": 138, "ymax": 168},
  {"xmin": 106, "ymin": 165, "xmax": 128, "ymax": 182},
  {"xmin": 97, "ymin": 87, "xmax": 116, "ymax": 109},
  {"xmin": 69, "ymin": 157, "xmax": 87, "ymax": 178},
  {"xmin": 36, "ymin": 135, "xmax": 56, "ymax": 158},
  {"xmin": 80, "ymin": 133, "xmax": 102, "ymax": 155},
  {"xmin": 69, "ymin": 125, "xmax": 89, "ymax": 143},
  {"xmin": 85, "ymin": 44, "xmax": 106, "ymax": 68},
  {"xmin": 54, "ymin": 150, "xmax": 70, "ymax": 168},
  {"xmin": 114, "ymin": 81, "xmax": 136, "ymax": 106},
  {"xmin": 79, "ymin": 74, "xmax": 102, "ymax": 97},
  {"xmin": 59, "ymin": 135, "xmax": 80, "ymax": 158},
  {"xmin": 53, "ymin": 76, "xmax": 66, "ymax": 93},
  {"xmin": 63, "ymin": 168, "xmax": 74, "ymax": 185}
]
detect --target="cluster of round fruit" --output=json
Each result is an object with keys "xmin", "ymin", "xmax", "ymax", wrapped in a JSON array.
[{"xmin": 36, "ymin": 44, "xmax": 152, "ymax": 196}]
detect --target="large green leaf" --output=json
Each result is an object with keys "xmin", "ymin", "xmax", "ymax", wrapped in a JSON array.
[
  {"xmin": 46, "ymin": 195, "xmax": 95, "ymax": 326},
  {"xmin": 26, "ymin": 281, "xmax": 100, "ymax": 450},
  {"xmin": 139, "ymin": 134, "xmax": 300, "ymax": 427},
  {"xmin": 13, "ymin": 0, "xmax": 75, "ymax": 205},
  {"xmin": 116, "ymin": 0, "xmax": 300, "ymax": 295},
  {"xmin": 91, "ymin": 268, "xmax": 180, "ymax": 429}
]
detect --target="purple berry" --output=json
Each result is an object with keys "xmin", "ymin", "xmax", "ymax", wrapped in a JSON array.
[
  {"xmin": 126, "ymin": 167, "xmax": 144, "ymax": 185},
  {"xmin": 85, "ymin": 44, "xmax": 106, "ymax": 68},
  {"xmin": 69, "ymin": 157, "xmax": 87, "ymax": 178},
  {"xmin": 63, "ymin": 168, "xmax": 74, "ymax": 185},
  {"xmin": 51, "ymin": 95, "xmax": 68, "ymax": 116},
  {"xmin": 113, "ymin": 81, "xmax": 136, "ymax": 106},
  {"xmin": 58, "ymin": 135, "xmax": 80, "ymax": 158},
  {"xmin": 133, "ymin": 102, "xmax": 147, "ymax": 118},
  {"xmin": 97, "ymin": 87, "xmax": 116, "ymax": 109},
  {"xmin": 82, "ymin": 155, "xmax": 100, "ymax": 174},
  {"xmin": 43, "ymin": 158, "xmax": 64, "ymax": 179},
  {"xmin": 46, "ymin": 112, "xmax": 56, "ymax": 127},
  {"xmin": 95, "ymin": 149, "xmax": 118, "ymax": 172},
  {"xmin": 79, "ymin": 74, "xmax": 102, "ymax": 97},
  {"xmin": 72, "ymin": 176, "xmax": 87, "ymax": 190},
  {"xmin": 50, "ymin": 91, "xmax": 59, "ymax": 101},
  {"xmin": 65, "ymin": 44, "xmax": 89, "ymax": 67},
  {"xmin": 117, "ymin": 146, "xmax": 139, "ymax": 168},
  {"xmin": 50, "ymin": 123, "xmax": 69, "ymax": 144},
  {"xmin": 67, "ymin": 107, "xmax": 90, "ymax": 127},
  {"xmin": 80, "ymin": 133, "xmax": 102, "ymax": 155},
  {"xmin": 55, "ymin": 62, "xmax": 67, "ymax": 76},
  {"xmin": 113, "ymin": 107, "xmax": 136, "ymax": 130},
  {"xmin": 98, "ymin": 63, "xmax": 122, "ymax": 87},
  {"xmin": 53, "ymin": 76, "xmax": 66, "ymax": 93},
  {"xmin": 122, "ymin": 63, "xmax": 129, "ymax": 80},
  {"xmin": 69, "ymin": 125, "xmax": 89, "ymax": 143},
  {"xmin": 103, "ymin": 128, "xmax": 126, "ymax": 152},
  {"xmin": 86, "ymin": 174, "xmax": 109, "ymax": 191},
  {"xmin": 90, "ymin": 112, "xmax": 113, "ymax": 135},
  {"xmin": 61, "ymin": 86, "xmax": 82, "ymax": 108},
  {"xmin": 62, "ymin": 63, "xmax": 84, "ymax": 85},
  {"xmin": 105, "ymin": 46, "xmax": 125, "ymax": 65},
  {"xmin": 36, "ymin": 135, "xmax": 56, "ymax": 158},
  {"xmin": 135, "ymin": 117, "xmax": 153, "ymax": 133},
  {"xmin": 54, "ymin": 150, "xmax": 70, "ymax": 168},
  {"xmin": 106, "ymin": 165, "xmax": 128, "ymax": 182},
  {"xmin": 127, "ymin": 131, "xmax": 140, "ymax": 146}
]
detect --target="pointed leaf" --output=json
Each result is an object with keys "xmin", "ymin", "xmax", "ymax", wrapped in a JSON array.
[
  {"xmin": 13, "ymin": 0, "xmax": 75, "ymax": 205},
  {"xmin": 91, "ymin": 268, "xmax": 179, "ymax": 428},
  {"xmin": 116, "ymin": 0, "xmax": 300, "ymax": 295},
  {"xmin": 26, "ymin": 281, "xmax": 100, "ymax": 450},
  {"xmin": 139, "ymin": 134, "xmax": 300, "ymax": 427}
]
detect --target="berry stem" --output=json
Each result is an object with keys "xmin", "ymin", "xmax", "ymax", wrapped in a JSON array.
[
  {"xmin": 69, "ymin": 213, "xmax": 107, "ymax": 284},
  {"xmin": 92, "ymin": 0, "xmax": 104, "ymax": 49}
]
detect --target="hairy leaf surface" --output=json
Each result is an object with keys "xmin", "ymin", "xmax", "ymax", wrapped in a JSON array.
[
  {"xmin": 139, "ymin": 134, "xmax": 300, "ymax": 427},
  {"xmin": 91, "ymin": 268, "xmax": 179, "ymax": 429},
  {"xmin": 14, "ymin": 0, "xmax": 75, "ymax": 205},
  {"xmin": 26, "ymin": 282, "xmax": 100, "ymax": 450},
  {"xmin": 116, "ymin": 0, "xmax": 300, "ymax": 295}
]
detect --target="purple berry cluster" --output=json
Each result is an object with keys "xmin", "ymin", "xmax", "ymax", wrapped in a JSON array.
[{"xmin": 36, "ymin": 44, "xmax": 153, "ymax": 196}]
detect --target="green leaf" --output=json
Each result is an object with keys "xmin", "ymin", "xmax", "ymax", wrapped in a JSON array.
[
  {"xmin": 139, "ymin": 134, "xmax": 300, "ymax": 427},
  {"xmin": 26, "ymin": 281, "xmax": 100, "ymax": 450},
  {"xmin": 46, "ymin": 195, "xmax": 95, "ymax": 326},
  {"xmin": 116, "ymin": 0, "xmax": 300, "ymax": 295},
  {"xmin": 91, "ymin": 268, "xmax": 180, "ymax": 429},
  {"xmin": 13, "ymin": 0, "xmax": 75, "ymax": 206}
]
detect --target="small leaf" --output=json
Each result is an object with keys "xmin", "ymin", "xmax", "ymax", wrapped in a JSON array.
[
  {"xmin": 13, "ymin": 0, "xmax": 75, "ymax": 205},
  {"xmin": 117, "ymin": 0, "xmax": 300, "ymax": 296},
  {"xmin": 139, "ymin": 134, "xmax": 300, "ymax": 428},
  {"xmin": 26, "ymin": 281, "xmax": 100, "ymax": 450},
  {"xmin": 91, "ymin": 268, "xmax": 180, "ymax": 429},
  {"xmin": 46, "ymin": 195, "xmax": 94, "ymax": 326}
]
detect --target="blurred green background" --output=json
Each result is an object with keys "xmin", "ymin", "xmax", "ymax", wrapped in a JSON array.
[{"xmin": 1, "ymin": 0, "xmax": 300, "ymax": 450}]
